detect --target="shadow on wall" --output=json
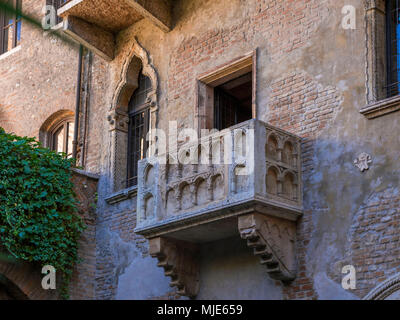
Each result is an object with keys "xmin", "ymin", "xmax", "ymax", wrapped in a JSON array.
[
  {"xmin": 0, "ymin": 259, "xmax": 57, "ymax": 300},
  {"xmin": 0, "ymin": 273, "xmax": 29, "ymax": 300},
  {"xmin": 197, "ymin": 236, "xmax": 283, "ymax": 300},
  {"xmin": 303, "ymin": 125, "xmax": 400, "ymax": 299},
  {"xmin": 115, "ymin": 252, "xmax": 173, "ymax": 300}
]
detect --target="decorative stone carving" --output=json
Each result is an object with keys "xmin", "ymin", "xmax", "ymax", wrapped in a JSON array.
[
  {"xmin": 360, "ymin": 0, "xmax": 397, "ymax": 119},
  {"xmin": 238, "ymin": 213, "xmax": 296, "ymax": 282},
  {"xmin": 58, "ymin": 0, "xmax": 172, "ymax": 60},
  {"xmin": 363, "ymin": 273, "xmax": 400, "ymax": 300},
  {"xmin": 364, "ymin": 0, "xmax": 386, "ymax": 104},
  {"xmin": 362, "ymin": 1, "xmax": 400, "ymax": 118},
  {"xmin": 108, "ymin": 37, "xmax": 159, "ymax": 192},
  {"xmin": 354, "ymin": 152, "xmax": 372, "ymax": 172},
  {"xmin": 107, "ymin": 109, "xmax": 129, "ymax": 133},
  {"xmin": 136, "ymin": 120, "xmax": 303, "ymax": 296},
  {"xmin": 111, "ymin": 37, "xmax": 158, "ymax": 115},
  {"xmin": 149, "ymin": 237, "xmax": 200, "ymax": 298},
  {"xmin": 136, "ymin": 120, "xmax": 302, "ymax": 234}
]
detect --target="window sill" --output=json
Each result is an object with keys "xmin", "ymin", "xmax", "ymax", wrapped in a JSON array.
[
  {"xmin": 361, "ymin": 95, "xmax": 400, "ymax": 119},
  {"xmin": 43, "ymin": 22, "xmax": 64, "ymax": 35},
  {"xmin": 105, "ymin": 185, "xmax": 138, "ymax": 205},
  {"xmin": 0, "ymin": 45, "xmax": 21, "ymax": 61},
  {"xmin": 51, "ymin": 22, "xmax": 64, "ymax": 31}
]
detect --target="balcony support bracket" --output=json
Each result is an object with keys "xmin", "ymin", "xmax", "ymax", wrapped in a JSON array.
[
  {"xmin": 149, "ymin": 237, "xmax": 200, "ymax": 298},
  {"xmin": 63, "ymin": 16, "xmax": 114, "ymax": 61},
  {"xmin": 238, "ymin": 213, "xmax": 297, "ymax": 282}
]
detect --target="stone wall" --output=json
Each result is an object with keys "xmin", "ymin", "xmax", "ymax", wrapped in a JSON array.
[
  {"xmin": 0, "ymin": 0, "xmax": 78, "ymax": 138},
  {"xmin": 69, "ymin": 169, "xmax": 99, "ymax": 300}
]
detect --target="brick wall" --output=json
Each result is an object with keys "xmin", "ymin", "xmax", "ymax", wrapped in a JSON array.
[
  {"xmin": 329, "ymin": 186, "xmax": 400, "ymax": 298},
  {"xmin": 0, "ymin": 0, "xmax": 78, "ymax": 139},
  {"xmin": 69, "ymin": 169, "xmax": 99, "ymax": 300},
  {"xmin": 165, "ymin": 0, "xmax": 340, "ymax": 300}
]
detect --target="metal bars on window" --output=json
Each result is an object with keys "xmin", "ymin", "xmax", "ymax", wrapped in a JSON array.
[
  {"xmin": 46, "ymin": 0, "xmax": 68, "ymax": 24},
  {"xmin": 127, "ymin": 73, "xmax": 152, "ymax": 188}
]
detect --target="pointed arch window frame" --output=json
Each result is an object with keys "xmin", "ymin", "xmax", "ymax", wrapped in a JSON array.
[{"xmin": 106, "ymin": 37, "xmax": 159, "ymax": 196}]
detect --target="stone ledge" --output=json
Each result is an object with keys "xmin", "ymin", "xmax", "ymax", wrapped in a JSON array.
[
  {"xmin": 105, "ymin": 186, "xmax": 138, "ymax": 205},
  {"xmin": 0, "ymin": 45, "xmax": 21, "ymax": 61},
  {"xmin": 71, "ymin": 168, "xmax": 100, "ymax": 180},
  {"xmin": 134, "ymin": 198, "xmax": 302, "ymax": 241},
  {"xmin": 361, "ymin": 95, "xmax": 400, "ymax": 119}
]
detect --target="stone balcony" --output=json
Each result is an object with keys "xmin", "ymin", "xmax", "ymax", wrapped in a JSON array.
[
  {"xmin": 135, "ymin": 119, "xmax": 303, "ymax": 297},
  {"xmin": 57, "ymin": 0, "xmax": 173, "ymax": 60}
]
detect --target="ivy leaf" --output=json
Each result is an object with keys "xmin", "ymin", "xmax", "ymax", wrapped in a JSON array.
[{"xmin": 0, "ymin": 127, "xmax": 84, "ymax": 300}]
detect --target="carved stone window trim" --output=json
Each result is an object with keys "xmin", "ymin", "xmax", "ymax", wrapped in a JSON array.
[
  {"xmin": 196, "ymin": 50, "xmax": 257, "ymax": 134},
  {"xmin": 360, "ymin": 93, "xmax": 400, "ymax": 118},
  {"xmin": 108, "ymin": 37, "xmax": 159, "ymax": 193},
  {"xmin": 363, "ymin": 272, "xmax": 400, "ymax": 300},
  {"xmin": 362, "ymin": 0, "xmax": 400, "ymax": 118},
  {"xmin": 105, "ymin": 185, "xmax": 138, "ymax": 205}
]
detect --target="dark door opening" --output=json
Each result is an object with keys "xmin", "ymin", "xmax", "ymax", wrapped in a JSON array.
[{"xmin": 214, "ymin": 72, "xmax": 253, "ymax": 131}]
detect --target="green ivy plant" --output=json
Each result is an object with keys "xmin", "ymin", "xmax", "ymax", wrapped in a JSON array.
[{"xmin": 0, "ymin": 127, "xmax": 85, "ymax": 299}]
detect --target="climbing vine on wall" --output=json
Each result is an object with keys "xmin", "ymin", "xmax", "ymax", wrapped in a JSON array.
[{"xmin": 0, "ymin": 128, "xmax": 85, "ymax": 299}]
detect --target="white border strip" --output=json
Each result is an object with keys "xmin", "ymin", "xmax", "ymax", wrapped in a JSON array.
[{"xmin": 0, "ymin": 45, "xmax": 21, "ymax": 61}]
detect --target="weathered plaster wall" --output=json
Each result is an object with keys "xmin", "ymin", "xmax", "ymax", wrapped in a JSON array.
[
  {"xmin": 197, "ymin": 237, "xmax": 283, "ymax": 300},
  {"xmin": 94, "ymin": 0, "xmax": 399, "ymax": 300}
]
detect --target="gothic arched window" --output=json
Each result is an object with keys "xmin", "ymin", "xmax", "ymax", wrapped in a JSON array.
[{"xmin": 127, "ymin": 71, "xmax": 152, "ymax": 187}]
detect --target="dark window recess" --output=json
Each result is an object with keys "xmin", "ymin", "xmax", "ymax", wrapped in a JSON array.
[
  {"xmin": 386, "ymin": 0, "xmax": 400, "ymax": 98},
  {"xmin": 214, "ymin": 72, "xmax": 253, "ymax": 131},
  {"xmin": 127, "ymin": 72, "xmax": 152, "ymax": 187},
  {"xmin": 0, "ymin": 0, "xmax": 21, "ymax": 55},
  {"xmin": 51, "ymin": 120, "xmax": 74, "ymax": 158},
  {"xmin": 46, "ymin": 0, "xmax": 68, "ymax": 24}
]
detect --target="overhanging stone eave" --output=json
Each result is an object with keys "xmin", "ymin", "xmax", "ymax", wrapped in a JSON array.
[
  {"xmin": 62, "ymin": 15, "xmax": 115, "ymax": 61},
  {"xmin": 57, "ymin": 0, "xmax": 172, "ymax": 33},
  {"xmin": 134, "ymin": 197, "xmax": 303, "ymax": 240}
]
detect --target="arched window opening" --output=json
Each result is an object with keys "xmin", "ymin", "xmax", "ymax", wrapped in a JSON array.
[
  {"xmin": 50, "ymin": 119, "xmax": 75, "ymax": 158},
  {"xmin": 127, "ymin": 71, "xmax": 152, "ymax": 187},
  {"xmin": 39, "ymin": 110, "xmax": 75, "ymax": 159}
]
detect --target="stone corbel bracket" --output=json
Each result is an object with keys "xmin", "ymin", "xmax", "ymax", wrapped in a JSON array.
[
  {"xmin": 149, "ymin": 237, "xmax": 200, "ymax": 298},
  {"xmin": 148, "ymin": 212, "xmax": 297, "ymax": 299},
  {"xmin": 238, "ymin": 213, "xmax": 297, "ymax": 282}
]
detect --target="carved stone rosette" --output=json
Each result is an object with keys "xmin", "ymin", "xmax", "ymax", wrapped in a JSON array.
[
  {"xmin": 149, "ymin": 237, "xmax": 200, "ymax": 298},
  {"xmin": 238, "ymin": 213, "xmax": 297, "ymax": 282}
]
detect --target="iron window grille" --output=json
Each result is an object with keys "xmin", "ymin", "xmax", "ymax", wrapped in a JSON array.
[
  {"xmin": 46, "ymin": 0, "xmax": 69, "ymax": 25},
  {"xmin": 127, "ymin": 72, "xmax": 152, "ymax": 188}
]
